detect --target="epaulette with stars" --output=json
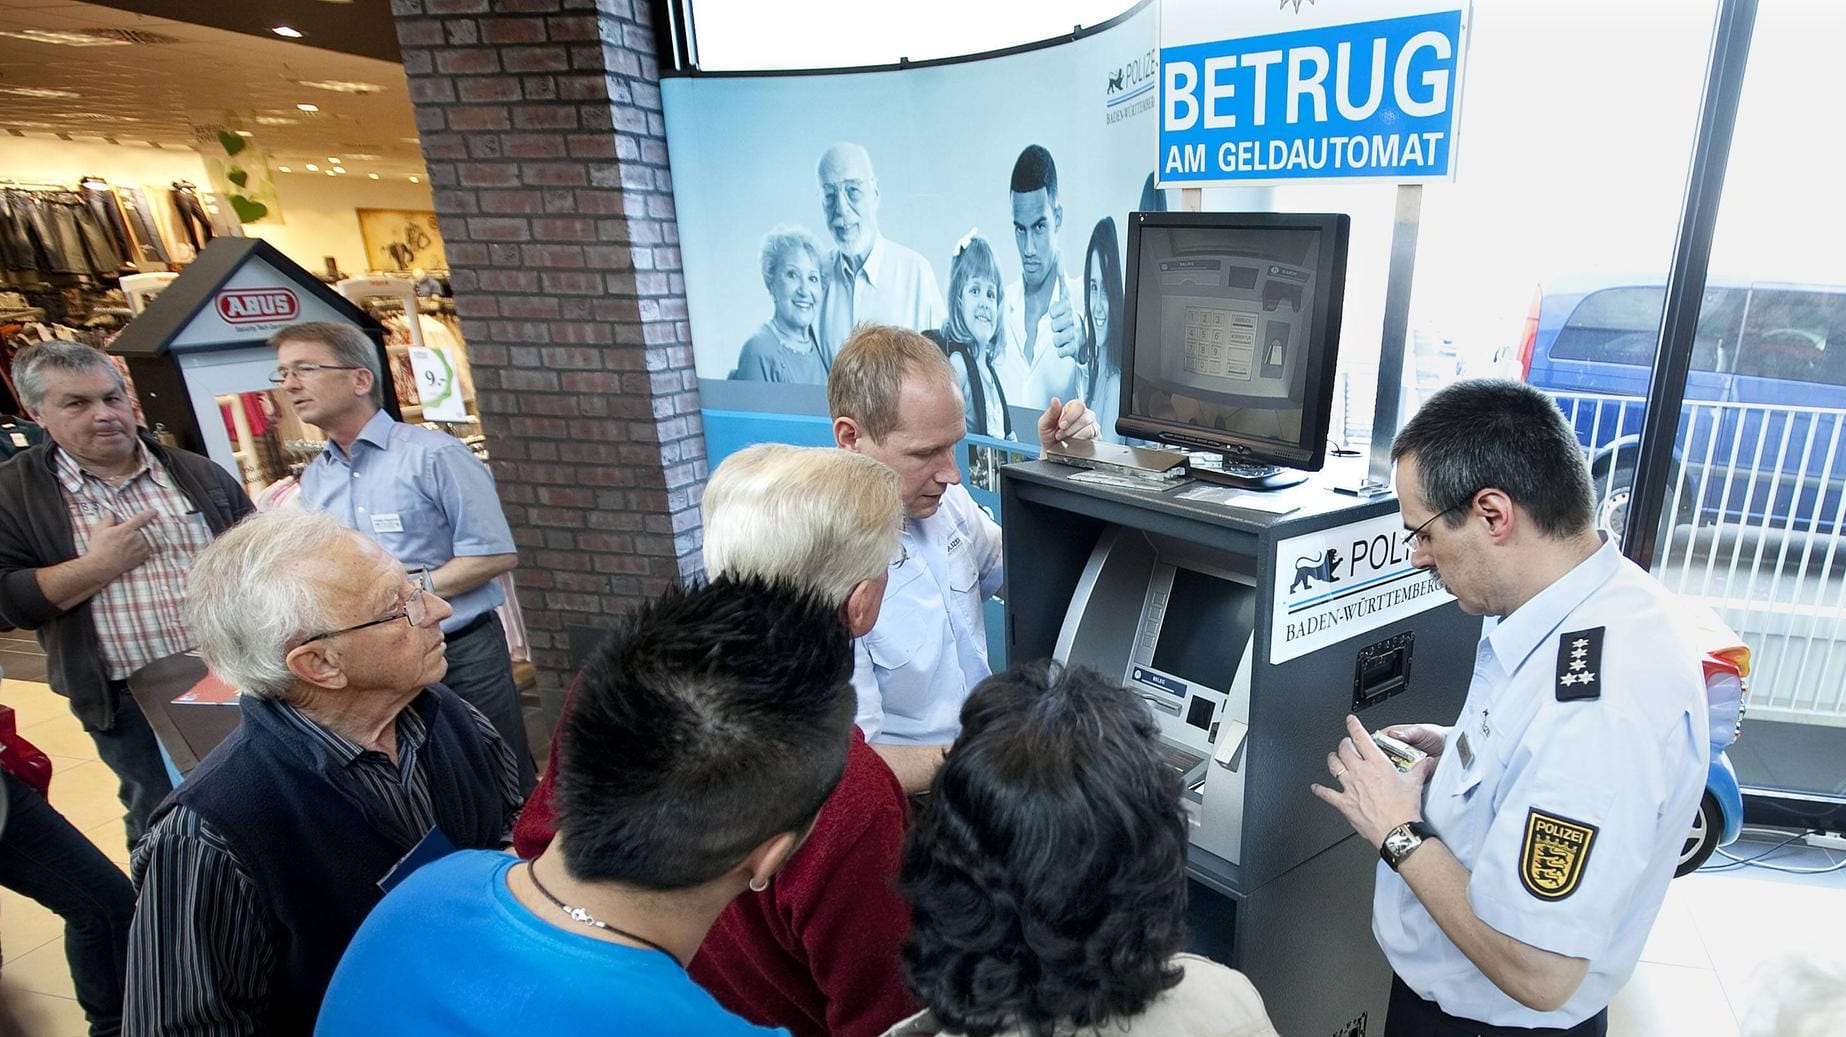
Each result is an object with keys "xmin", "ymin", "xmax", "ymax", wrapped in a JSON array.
[{"xmin": 1555, "ymin": 627, "xmax": 1604, "ymax": 701}]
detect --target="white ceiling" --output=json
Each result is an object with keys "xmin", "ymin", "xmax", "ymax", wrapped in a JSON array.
[{"xmin": 0, "ymin": 0, "xmax": 425, "ymax": 180}]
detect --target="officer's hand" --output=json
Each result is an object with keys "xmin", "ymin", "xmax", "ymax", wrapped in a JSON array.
[
  {"xmin": 88, "ymin": 510, "xmax": 156, "ymax": 576},
  {"xmin": 1037, "ymin": 397, "xmax": 1099, "ymax": 451},
  {"xmin": 1049, "ymin": 295, "xmax": 1081, "ymax": 359},
  {"xmin": 1310, "ymin": 714, "xmax": 1430, "ymax": 848},
  {"xmin": 1385, "ymin": 723, "xmax": 1450, "ymax": 759}
]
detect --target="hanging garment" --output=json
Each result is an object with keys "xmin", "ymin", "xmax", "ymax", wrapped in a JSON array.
[
  {"xmin": 115, "ymin": 187, "xmax": 170, "ymax": 265},
  {"xmin": 0, "ymin": 191, "xmax": 39, "ymax": 273},
  {"xmin": 169, "ymin": 183, "xmax": 213, "ymax": 252},
  {"xmin": 80, "ymin": 179, "xmax": 134, "ymax": 268}
]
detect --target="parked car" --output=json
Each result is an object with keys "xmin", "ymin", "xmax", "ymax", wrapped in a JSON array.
[
  {"xmin": 1514, "ymin": 274, "xmax": 1846, "ymax": 538},
  {"xmin": 1677, "ymin": 603, "xmax": 1750, "ymax": 876}
]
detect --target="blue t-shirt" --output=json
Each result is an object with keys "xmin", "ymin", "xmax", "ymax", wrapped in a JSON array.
[{"xmin": 315, "ymin": 850, "xmax": 788, "ymax": 1036}]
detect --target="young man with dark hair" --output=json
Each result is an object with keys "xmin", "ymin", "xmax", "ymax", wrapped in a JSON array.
[
  {"xmin": 1312, "ymin": 379, "xmax": 1708, "ymax": 1036},
  {"xmin": 317, "ymin": 576, "xmax": 857, "ymax": 1036},
  {"xmin": 888, "ymin": 662, "xmax": 1276, "ymax": 1037},
  {"xmin": 999, "ymin": 144, "xmax": 1083, "ymax": 409}
]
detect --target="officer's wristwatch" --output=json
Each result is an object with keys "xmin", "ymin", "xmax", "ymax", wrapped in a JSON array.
[{"xmin": 1380, "ymin": 820, "xmax": 1437, "ymax": 871}]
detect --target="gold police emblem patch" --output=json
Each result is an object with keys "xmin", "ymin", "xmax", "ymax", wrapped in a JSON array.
[{"xmin": 1519, "ymin": 808, "xmax": 1598, "ymax": 901}]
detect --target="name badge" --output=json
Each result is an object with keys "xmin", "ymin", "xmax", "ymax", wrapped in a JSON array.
[{"xmin": 371, "ymin": 512, "xmax": 405, "ymax": 534}]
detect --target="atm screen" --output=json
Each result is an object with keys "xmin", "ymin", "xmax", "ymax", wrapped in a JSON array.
[{"xmin": 1150, "ymin": 568, "xmax": 1257, "ymax": 691}]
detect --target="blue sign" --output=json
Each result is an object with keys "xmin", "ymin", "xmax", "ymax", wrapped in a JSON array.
[{"xmin": 1159, "ymin": 10, "xmax": 1464, "ymax": 185}]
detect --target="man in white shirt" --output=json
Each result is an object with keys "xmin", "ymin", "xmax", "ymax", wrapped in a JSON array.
[
  {"xmin": 1312, "ymin": 380, "xmax": 1708, "ymax": 1036},
  {"xmin": 815, "ymin": 143, "xmax": 945, "ymax": 361},
  {"xmin": 829, "ymin": 325, "xmax": 1095, "ymax": 792},
  {"xmin": 999, "ymin": 145, "xmax": 1084, "ymax": 411}
]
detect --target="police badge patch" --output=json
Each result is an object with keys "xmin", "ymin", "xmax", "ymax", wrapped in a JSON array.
[
  {"xmin": 1519, "ymin": 808, "xmax": 1598, "ymax": 900},
  {"xmin": 1555, "ymin": 627, "xmax": 1605, "ymax": 701}
]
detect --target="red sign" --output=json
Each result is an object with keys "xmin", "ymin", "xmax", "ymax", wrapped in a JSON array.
[{"xmin": 216, "ymin": 288, "xmax": 299, "ymax": 325}]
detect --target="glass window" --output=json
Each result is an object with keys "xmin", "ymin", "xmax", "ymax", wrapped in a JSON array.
[
  {"xmin": 686, "ymin": 0, "xmax": 1138, "ymax": 70},
  {"xmin": 1735, "ymin": 288, "xmax": 1846, "ymax": 386},
  {"xmin": 1551, "ymin": 286, "xmax": 1743, "ymax": 371}
]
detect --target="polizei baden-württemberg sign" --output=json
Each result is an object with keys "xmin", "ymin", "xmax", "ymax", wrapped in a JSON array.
[
  {"xmin": 1270, "ymin": 511, "xmax": 1454, "ymax": 664},
  {"xmin": 1158, "ymin": 2, "xmax": 1468, "ymax": 186}
]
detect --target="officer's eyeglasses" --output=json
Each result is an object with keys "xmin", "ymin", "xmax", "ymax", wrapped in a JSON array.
[
  {"xmin": 820, "ymin": 179, "xmax": 870, "ymax": 208},
  {"xmin": 270, "ymin": 363, "xmax": 363, "ymax": 384},
  {"xmin": 297, "ymin": 568, "xmax": 434, "ymax": 645},
  {"xmin": 1406, "ymin": 497, "xmax": 1475, "ymax": 550}
]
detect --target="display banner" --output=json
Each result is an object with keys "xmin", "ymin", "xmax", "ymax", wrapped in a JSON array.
[
  {"xmin": 1270, "ymin": 511, "xmax": 1453, "ymax": 664},
  {"xmin": 1158, "ymin": 0, "xmax": 1470, "ymax": 187},
  {"xmin": 663, "ymin": 3, "xmax": 1163, "ymax": 467}
]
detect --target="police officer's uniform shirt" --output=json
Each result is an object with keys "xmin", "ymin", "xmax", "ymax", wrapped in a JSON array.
[
  {"xmin": 851, "ymin": 483, "xmax": 1003, "ymax": 745},
  {"xmin": 1373, "ymin": 539, "xmax": 1708, "ymax": 1028}
]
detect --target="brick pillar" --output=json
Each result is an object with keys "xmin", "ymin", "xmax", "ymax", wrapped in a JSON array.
[{"xmin": 390, "ymin": 0, "xmax": 704, "ymax": 721}]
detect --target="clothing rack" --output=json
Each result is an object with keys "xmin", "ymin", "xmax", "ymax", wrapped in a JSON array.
[{"xmin": 336, "ymin": 275, "xmax": 425, "ymax": 349}]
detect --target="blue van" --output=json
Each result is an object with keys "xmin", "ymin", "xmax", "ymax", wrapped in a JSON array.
[{"xmin": 1515, "ymin": 275, "xmax": 1846, "ymax": 536}]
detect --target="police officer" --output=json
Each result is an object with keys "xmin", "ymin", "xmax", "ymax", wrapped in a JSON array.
[{"xmin": 1312, "ymin": 380, "xmax": 1708, "ymax": 1036}]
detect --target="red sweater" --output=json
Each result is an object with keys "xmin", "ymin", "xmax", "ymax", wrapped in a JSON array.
[{"xmin": 513, "ymin": 717, "xmax": 918, "ymax": 1037}]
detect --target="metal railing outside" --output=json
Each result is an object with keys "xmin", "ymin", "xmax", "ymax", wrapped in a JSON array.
[{"xmin": 1549, "ymin": 389, "xmax": 1846, "ymax": 727}]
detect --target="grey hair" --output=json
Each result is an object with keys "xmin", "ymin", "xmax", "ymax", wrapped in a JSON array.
[
  {"xmin": 702, "ymin": 444, "xmax": 902, "ymax": 607},
  {"xmin": 186, "ymin": 510, "xmax": 352, "ymax": 701},
  {"xmin": 13, "ymin": 340, "xmax": 125, "ymax": 411},
  {"xmin": 269, "ymin": 321, "xmax": 384, "ymax": 409},
  {"xmin": 759, "ymin": 225, "xmax": 826, "ymax": 293}
]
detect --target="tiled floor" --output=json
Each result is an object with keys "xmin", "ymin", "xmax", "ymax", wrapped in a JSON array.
[{"xmin": 1, "ymin": 672, "xmax": 1842, "ymax": 1035}]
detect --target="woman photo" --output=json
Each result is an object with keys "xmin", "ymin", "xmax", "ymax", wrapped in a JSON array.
[
  {"xmin": 733, "ymin": 226, "xmax": 828, "ymax": 384},
  {"xmin": 925, "ymin": 232, "xmax": 1014, "ymax": 440},
  {"xmin": 885, "ymin": 663, "xmax": 1278, "ymax": 1037},
  {"xmin": 1082, "ymin": 217, "xmax": 1124, "ymax": 443}
]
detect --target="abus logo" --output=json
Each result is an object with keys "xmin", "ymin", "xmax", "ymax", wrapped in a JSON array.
[{"xmin": 217, "ymin": 288, "xmax": 299, "ymax": 325}]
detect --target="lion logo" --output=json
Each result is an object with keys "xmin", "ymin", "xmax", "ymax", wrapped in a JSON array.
[
  {"xmin": 1290, "ymin": 548, "xmax": 1342, "ymax": 592},
  {"xmin": 1520, "ymin": 808, "xmax": 1598, "ymax": 900}
]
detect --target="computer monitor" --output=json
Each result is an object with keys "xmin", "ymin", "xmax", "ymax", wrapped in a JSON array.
[{"xmin": 1119, "ymin": 211, "xmax": 1350, "ymax": 489}]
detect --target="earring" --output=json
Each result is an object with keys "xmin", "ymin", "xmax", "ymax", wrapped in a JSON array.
[{"xmin": 748, "ymin": 876, "xmax": 769, "ymax": 893}]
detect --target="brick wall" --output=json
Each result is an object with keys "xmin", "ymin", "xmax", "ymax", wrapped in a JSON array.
[{"xmin": 389, "ymin": 0, "xmax": 704, "ymax": 720}]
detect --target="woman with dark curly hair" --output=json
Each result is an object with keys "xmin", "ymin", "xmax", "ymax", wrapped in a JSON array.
[{"xmin": 883, "ymin": 663, "xmax": 1277, "ymax": 1037}]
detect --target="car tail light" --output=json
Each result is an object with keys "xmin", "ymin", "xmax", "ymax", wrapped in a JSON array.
[
  {"xmin": 1516, "ymin": 288, "xmax": 1541, "ymax": 380},
  {"xmin": 1702, "ymin": 649, "xmax": 1750, "ymax": 750}
]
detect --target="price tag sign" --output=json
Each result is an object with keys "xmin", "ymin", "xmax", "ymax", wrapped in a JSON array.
[{"xmin": 407, "ymin": 345, "xmax": 468, "ymax": 422}]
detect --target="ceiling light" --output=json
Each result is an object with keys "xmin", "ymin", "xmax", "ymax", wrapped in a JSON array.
[
  {"xmin": 253, "ymin": 115, "xmax": 299, "ymax": 126},
  {"xmin": 235, "ymin": 130, "xmax": 254, "ymax": 137},
  {"xmin": 332, "ymin": 167, "xmax": 346, "ymax": 174},
  {"xmin": 271, "ymin": 25, "xmax": 304, "ymax": 39},
  {"xmin": 296, "ymin": 103, "xmax": 319, "ymax": 112},
  {"xmin": 328, "ymin": 157, "xmax": 340, "ymax": 164},
  {"xmin": 279, "ymin": 166, "xmax": 291, "ymax": 173},
  {"xmin": 367, "ymin": 173, "xmax": 379, "ymax": 180},
  {"xmin": 295, "ymin": 79, "xmax": 382, "ymax": 95},
  {"xmin": 0, "ymin": 29, "xmax": 130, "ymax": 47},
  {"xmin": 409, "ymin": 175, "xmax": 419, "ymax": 184},
  {"xmin": 325, "ymin": 169, "xmax": 335, "ymax": 176},
  {"xmin": 305, "ymin": 163, "xmax": 319, "ymax": 172},
  {"xmin": 342, "ymin": 152, "xmax": 380, "ymax": 161},
  {"xmin": 0, "ymin": 86, "xmax": 81, "ymax": 99}
]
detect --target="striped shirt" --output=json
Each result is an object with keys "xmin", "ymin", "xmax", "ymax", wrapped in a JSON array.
[
  {"xmin": 123, "ymin": 693, "xmax": 523, "ymax": 1036},
  {"xmin": 55, "ymin": 444, "xmax": 215, "ymax": 680}
]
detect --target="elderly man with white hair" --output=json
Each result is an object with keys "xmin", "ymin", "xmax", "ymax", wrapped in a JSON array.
[
  {"xmin": 512, "ymin": 444, "xmax": 917, "ymax": 1037},
  {"xmin": 122, "ymin": 509, "xmax": 523, "ymax": 1037}
]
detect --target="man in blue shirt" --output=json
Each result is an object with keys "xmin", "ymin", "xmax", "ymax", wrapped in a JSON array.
[
  {"xmin": 316, "ymin": 575, "xmax": 855, "ymax": 1037},
  {"xmin": 270, "ymin": 321, "xmax": 533, "ymax": 789}
]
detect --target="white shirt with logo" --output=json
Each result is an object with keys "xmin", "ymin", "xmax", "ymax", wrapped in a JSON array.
[
  {"xmin": 850, "ymin": 483, "xmax": 1004, "ymax": 745},
  {"xmin": 1373, "ymin": 539, "xmax": 1708, "ymax": 1027}
]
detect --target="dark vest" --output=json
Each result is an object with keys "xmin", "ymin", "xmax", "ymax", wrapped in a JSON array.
[
  {"xmin": 157, "ymin": 684, "xmax": 507, "ymax": 1036},
  {"xmin": 925, "ymin": 329, "xmax": 1013, "ymax": 439}
]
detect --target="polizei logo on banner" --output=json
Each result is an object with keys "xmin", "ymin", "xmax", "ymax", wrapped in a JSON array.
[
  {"xmin": 1158, "ymin": 2, "xmax": 1468, "ymax": 186},
  {"xmin": 1105, "ymin": 47, "xmax": 1158, "ymax": 125},
  {"xmin": 1269, "ymin": 511, "xmax": 1453, "ymax": 664},
  {"xmin": 216, "ymin": 288, "xmax": 300, "ymax": 325}
]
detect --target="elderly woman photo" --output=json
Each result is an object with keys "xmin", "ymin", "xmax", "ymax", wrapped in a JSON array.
[
  {"xmin": 733, "ymin": 225, "xmax": 829, "ymax": 384},
  {"xmin": 884, "ymin": 663, "xmax": 1278, "ymax": 1037}
]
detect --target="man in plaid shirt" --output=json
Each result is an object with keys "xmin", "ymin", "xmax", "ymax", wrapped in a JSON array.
[{"xmin": 0, "ymin": 341, "xmax": 252, "ymax": 848}]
